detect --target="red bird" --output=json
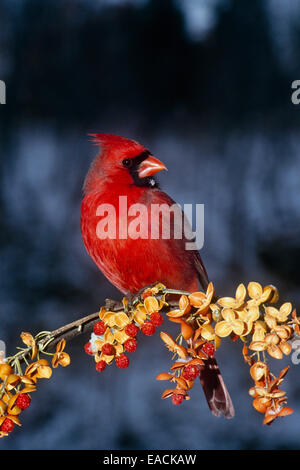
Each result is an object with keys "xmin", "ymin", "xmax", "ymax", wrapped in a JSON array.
[{"xmin": 81, "ymin": 133, "xmax": 234, "ymax": 418}]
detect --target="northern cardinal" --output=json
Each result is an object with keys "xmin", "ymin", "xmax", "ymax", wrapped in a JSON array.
[{"xmin": 81, "ymin": 134, "xmax": 234, "ymax": 418}]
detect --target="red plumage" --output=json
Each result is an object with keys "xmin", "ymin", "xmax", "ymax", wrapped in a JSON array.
[{"xmin": 81, "ymin": 133, "xmax": 234, "ymax": 418}]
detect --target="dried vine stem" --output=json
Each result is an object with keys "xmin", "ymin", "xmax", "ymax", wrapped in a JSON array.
[
  {"xmin": 6, "ymin": 311, "xmax": 97, "ymax": 368},
  {"xmin": 7, "ymin": 291, "xmax": 183, "ymax": 368},
  {"xmin": 6, "ymin": 299, "xmax": 120, "ymax": 367}
]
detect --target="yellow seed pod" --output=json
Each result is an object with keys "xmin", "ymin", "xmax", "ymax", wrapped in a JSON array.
[{"xmin": 144, "ymin": 296, "xmax": 159, "ymax": 314}]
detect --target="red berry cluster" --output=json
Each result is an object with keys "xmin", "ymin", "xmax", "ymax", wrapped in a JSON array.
[
  {"xmin": 141, "ymin": 322, "xmax": 156, "ymax": 336},
  {"xmin": 96, "ymin": 360, "xmax": 106, "ymax": 372},
  {"xmin": 182, "ymin": 364, "xmax": 200, "ymax": 381},
  {"xmin": 150, "ymin": 312, "xmax": 163, "ymax": 326},
  {"xmin": 115, "ymin": 354, "xmax": 130, "ymax": 369},
  {"xmin": 169, "ymin": 351, "xmax": 214, "ymax": 406},
  {"xmin": 93, "ymin": 321, "xmax": 106, "ymax": 336},
  {"xmin": 125, "ymin": 323, "xmax": 139, "ymax": 337},
  {"xmin": 16, "ymin": 393, "xmax": 31, "ymax": 410},
  {"xmin": 102, "ymin": 343, "xmax": 115, "ymax": 356},
  {"xmin": 172, "ymin": 393, "xmax": 184, "ymax": 406},
  {"xmin": 85, "ymin": 305, "xmax": 164, "ymax": 374},
  {"xmin": 84, "ymin": 342, "xmax": 94, "ymax": 355},
  {"xmin": 0, "ymin": 417, "xmax": 14, "ymax": 434},
  {"xmin": 87, "ymin": 320, "xmax": 141, "ymax": 373},
  {"xmin": 0, "ymin": 393, "xmax": 31, "ymax": 435},
  {"xmin": 202, "ymin": 342, "xmax": 215, "ymax": 357},
  {"xmin": 124, "ymin": 338, "xmax": 137, "ymax": 353}
]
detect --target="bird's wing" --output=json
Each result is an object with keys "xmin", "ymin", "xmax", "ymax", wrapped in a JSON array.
[
  {"xmin": 192, "ymin": 250, "xmax": 209, "ymax": 291},
  {"xmin": 148, "ymin": 189, "xmax": 209, "ymax": 291}
]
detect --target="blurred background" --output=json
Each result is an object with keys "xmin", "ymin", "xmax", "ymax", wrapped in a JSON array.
[{"xmin": 0, "ymin": 0, "xmax": 300, "ymax": 450}]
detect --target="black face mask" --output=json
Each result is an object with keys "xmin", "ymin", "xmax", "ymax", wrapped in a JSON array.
[{"xmin": 122, "ymin": 150, "xmax": 159, "ymax": 188}]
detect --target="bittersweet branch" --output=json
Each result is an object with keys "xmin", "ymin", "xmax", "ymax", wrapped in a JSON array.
[
  {"xmin": 5, "ymin": 289, "xmax": 184, "ymax": 369},
  {"xmin": 0, "ymin": 281, "xmax": 299, "ymax": 437},
  {"xmin": 7, "ymin": 311, "xmax": 100, "ymax": 369}
]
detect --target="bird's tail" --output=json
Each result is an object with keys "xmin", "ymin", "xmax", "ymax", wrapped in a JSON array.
[{"xmin": 198, "ymin": 357, "xmax": 234, "ymax": 418}]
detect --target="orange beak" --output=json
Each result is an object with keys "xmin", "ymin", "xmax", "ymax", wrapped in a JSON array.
[{"xmin": 138, "ymin": 156, "xmax": 168, "ymax": 178}]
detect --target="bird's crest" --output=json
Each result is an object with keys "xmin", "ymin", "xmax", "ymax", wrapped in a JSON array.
[{"xmin": 88, "ymin": 133, "xmax": 139, "ymax": 149}]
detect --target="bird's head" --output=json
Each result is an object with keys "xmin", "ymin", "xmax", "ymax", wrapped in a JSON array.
[{"xmin": 83, "ymin": 133, "xmax": 167, "ymax": 193}]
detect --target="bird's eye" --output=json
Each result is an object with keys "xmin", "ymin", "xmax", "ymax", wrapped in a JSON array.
[{"xmin": 122, "ymin": 158, "xmax": 133, "ymax": 168}]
